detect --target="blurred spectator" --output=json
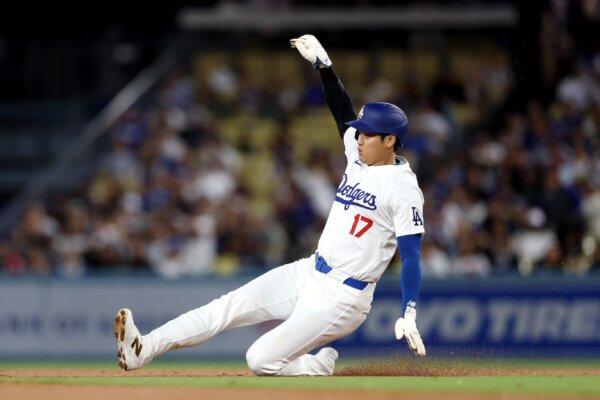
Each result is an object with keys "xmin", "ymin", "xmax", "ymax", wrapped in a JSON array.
[
  {"xmin": 556, "ymin": 61, "xmax": 600, "ymax": 111},
  {"xmin": 421, "ymin": 241, "xmax": 452, "ymax": 278}
]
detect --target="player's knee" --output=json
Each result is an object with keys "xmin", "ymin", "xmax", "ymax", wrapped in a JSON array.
[{"xmin": 245, "ymin": 346, "xmax": 282, "ymax": 376}]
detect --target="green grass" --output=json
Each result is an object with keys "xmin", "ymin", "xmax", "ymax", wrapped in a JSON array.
[{"xmin": 1, "ymin": 359, "xmax": 599, "ymax": 397}]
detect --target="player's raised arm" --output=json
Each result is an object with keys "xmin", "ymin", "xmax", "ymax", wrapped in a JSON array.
[{"xmin": 291, "ymin": 35, "xmax": 356, "ymax": 139}]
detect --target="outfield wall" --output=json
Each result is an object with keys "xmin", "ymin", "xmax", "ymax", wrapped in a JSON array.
[{"xmin": 0, "ymin": 276, "xmax": 598, "ymax": 358}]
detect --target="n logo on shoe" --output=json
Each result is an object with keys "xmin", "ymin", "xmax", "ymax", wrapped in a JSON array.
[{"xmin": 131, "ymin": 337, "xmax": 143, "ymax": 356}]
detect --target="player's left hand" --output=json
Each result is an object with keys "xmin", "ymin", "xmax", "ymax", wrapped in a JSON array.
[
  {"xmin": 290, "ymin": 34, "xmax": 332, "ymax": 69},
  {"xmin": 395, "ymin": 306, "xmax": 426, "ymax": 356}
]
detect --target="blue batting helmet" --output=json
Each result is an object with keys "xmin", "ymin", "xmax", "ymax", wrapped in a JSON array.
[{"xmin": 345, "ymin": 102, "xmax": 409, "ymax": 146}]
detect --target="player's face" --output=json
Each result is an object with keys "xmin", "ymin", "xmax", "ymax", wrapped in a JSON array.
[{"xmin": 357, "ymin": 132, "xmax": 396, "ymax": 165}]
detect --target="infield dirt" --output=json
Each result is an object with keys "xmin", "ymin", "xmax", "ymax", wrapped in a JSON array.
[
  {"xmin": 337, "ymin": 359, "xmax": 600, "ymax": 377},
  {"xmin": 1, "ymin": 363, "xmax": 598, "ymax": 378}
]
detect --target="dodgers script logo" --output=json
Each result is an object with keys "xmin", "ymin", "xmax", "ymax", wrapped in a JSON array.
[{"xmin": 335, "ymin": 173, "xmax": 377, "ymax": 210}]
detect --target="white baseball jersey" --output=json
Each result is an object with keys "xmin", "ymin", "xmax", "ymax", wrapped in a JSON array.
[{"xmin": 317, "ymin": 127, "xmax": 425, "ymax": 283}]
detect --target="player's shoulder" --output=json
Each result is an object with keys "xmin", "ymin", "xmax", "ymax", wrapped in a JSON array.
[
  {"xmin": 387, "ymin": 158, "xmax": 424, "ymax": 202},
  {"xmin": 388, "ymin": 157, "xmax": 418, "ymax": 183},
  {"xmin": 343, "ymin": 127, "xmax": 357, "ymax": 145},
  {"xmin": 342, "ymin": 127, "xmax": 359, "ymax": 162}
]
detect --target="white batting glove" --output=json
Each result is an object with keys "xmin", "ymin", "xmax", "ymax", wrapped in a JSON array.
[
  {"xmin": 395, "ymin": 306, "xmax": 426, "ymax": 356},
  {"xmin": 290, "ymin": 34, "xmax": 332, "ymax": 69}
]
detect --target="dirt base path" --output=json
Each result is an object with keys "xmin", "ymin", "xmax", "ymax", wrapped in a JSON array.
[
  {"xmin": 1, "ymin": 363, "xmax": 599, "ymax": 378},
  {"xmin": 337, "ymin": 362, "xmax": 600, "ymax": 377}
]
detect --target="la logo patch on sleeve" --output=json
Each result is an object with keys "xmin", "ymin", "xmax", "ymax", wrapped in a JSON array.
[{"xmin": 411, "ymin": 207, "xmax": 423, "ymax": 226}]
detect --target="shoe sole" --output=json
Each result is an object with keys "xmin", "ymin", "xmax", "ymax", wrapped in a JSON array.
[{"xmin": 114, "ymin": 309, "xmax": 128, "ymax": 371}]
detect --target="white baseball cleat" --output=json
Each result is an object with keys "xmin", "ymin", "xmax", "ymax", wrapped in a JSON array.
[
  {"xmin": 114, "ymin": 308, "xmax": 148, "ymax": 371},
  {"xmin": 316, "ymin": 347, "xmax": 339, "ymax": 375}
]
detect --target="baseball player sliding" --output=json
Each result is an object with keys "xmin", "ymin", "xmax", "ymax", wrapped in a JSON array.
[{"xmin": 114, "ymin": 35, "xmax": 425, "ymax": 376}]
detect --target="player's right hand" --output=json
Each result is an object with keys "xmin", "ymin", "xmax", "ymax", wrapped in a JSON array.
[
  {"xmin": 394, "ymin": 306, "xmax": 426, "ymax": 356},
  {"xmin": 290, "ymin": 34, "xmax": 332, "ymax": 69}
]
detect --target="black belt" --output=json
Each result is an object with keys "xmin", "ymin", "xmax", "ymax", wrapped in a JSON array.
[{"xmin": 314, "ymin": 253, "xmax": 368, "ymax": 290}]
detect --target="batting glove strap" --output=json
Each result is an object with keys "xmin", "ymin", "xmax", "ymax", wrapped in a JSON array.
[
  {"xmin": 290, "ymin": 34, "xmax": 332, "ymax": 69},
  {"xmin": 394, "ymin": 306, "xmax": 426, "ymax": 356}
]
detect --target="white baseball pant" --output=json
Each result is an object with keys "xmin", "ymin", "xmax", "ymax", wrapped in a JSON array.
[{"xmin": 141, "ymin": 254, "xmax": 374, "ymax": 375}]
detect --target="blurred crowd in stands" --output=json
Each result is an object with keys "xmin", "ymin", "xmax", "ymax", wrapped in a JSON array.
[{"xmin": 1, "ymin": 16, "xmax": 599, "ymax": 279}]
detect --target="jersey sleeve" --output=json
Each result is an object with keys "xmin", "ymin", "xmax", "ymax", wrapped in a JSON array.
[
  {"xmin": 391, "ymin": 185, "xmax": 425, "ymax": 237},
  {"xmin": 319, "ymin": 67, "xmax": 357, "ymax": 139},
  {"xmin": 343, "ymin": 127, "xmax": 359, "ymax": 162}
]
